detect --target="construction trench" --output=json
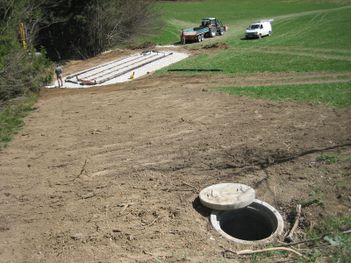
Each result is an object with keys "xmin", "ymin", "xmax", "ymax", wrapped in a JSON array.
[{"xmin": 47, "ymin": 50, "xmax": 189, "ymax": 88}]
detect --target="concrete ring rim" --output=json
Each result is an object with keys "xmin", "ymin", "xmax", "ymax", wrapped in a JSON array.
[{"xmin": 210, "ymin": 199, "xmax": 284, "ymax": 245}]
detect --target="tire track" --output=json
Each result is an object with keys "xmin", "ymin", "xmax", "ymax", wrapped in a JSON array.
[{"xmin": 273, "ymin": 5, "xmax": 351, "ymax": 21}]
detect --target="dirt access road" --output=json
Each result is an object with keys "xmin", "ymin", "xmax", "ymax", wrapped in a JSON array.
[{"xmin": 1, "ymin": 50, "xmax": 351, "ymax": 262}]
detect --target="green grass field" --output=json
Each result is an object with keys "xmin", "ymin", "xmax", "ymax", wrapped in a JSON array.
[
  {"xmin": 152, "ymin": 0, "xmax": 350, "ymax": 44},
  {"xmin": 152, "ymin": 0, "xmax": 351, "ymax": 44},
  {"xmin": 163, "ymin": 50, "xmax": 351, "ymax": 73},
  {"xmin": 151, "ymin": 0, "xmax": 351, "ymax": 108},
  {"xmin": 152, "ymin": 0, "xmax": 351, "ymax": 72},
  {"xmin": 218, "ymin": 82, "xmax": 351, "ymax": 107},
  {"xmin": 159, "ymin": 3, "xmax": 351, "ymax": 74}
]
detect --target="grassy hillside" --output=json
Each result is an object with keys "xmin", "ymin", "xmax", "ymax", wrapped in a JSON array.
[
  {"xmin": 229, "ymin": 6, "xmax": 351, "ymax": 50},
  {"xmin": 163, "ymin": 49, "xmax": 351, "ymax": 73},
  {"xmin": 159, "ymin": 2, "xmax": 351, "ymax": 74},
  {"xmin": 219, "ymin": 82, "xmax": 351, "ymax": 107},
  {"xmin": 152, "ymin": 0, "xmax": 351, "ymax": 44},
  {"xmin": 153, "ymin": 0, "xmax": 351, "ymax": 109}
]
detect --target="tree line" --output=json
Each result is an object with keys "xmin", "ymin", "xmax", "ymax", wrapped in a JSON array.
[{"xmin": 0, "ymin": 0, "xmax": 158, "ymax": 103}]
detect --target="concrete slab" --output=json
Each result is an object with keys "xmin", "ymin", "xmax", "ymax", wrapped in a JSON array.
[{"xmin": 46, "ymin": 51, "xmax": 189, "ymax": 89}]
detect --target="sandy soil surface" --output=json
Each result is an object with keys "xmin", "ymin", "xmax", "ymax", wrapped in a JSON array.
[{"xmin": 1, "ymin": 51, "xmax": 351, "ymax": 262}]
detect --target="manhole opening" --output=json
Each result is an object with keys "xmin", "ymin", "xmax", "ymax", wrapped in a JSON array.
[{"xmin": 214, "ymin": 201, "xmax": 281, "ymax": 242}]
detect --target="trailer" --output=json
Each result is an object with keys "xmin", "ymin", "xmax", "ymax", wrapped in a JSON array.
[{"xmin": 180, "ymin": 18, "xmax": 227, "ymax": 44}]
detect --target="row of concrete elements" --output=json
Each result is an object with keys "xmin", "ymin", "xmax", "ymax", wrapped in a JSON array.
[{"xmin": 65, "ymin": 51, "xmax": 172, "ymax": 85}]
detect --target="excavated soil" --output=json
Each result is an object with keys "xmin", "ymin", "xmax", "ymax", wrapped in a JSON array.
[{"xmin": 0, "ymin": 51, "xmax": 351, "ymax": 262}]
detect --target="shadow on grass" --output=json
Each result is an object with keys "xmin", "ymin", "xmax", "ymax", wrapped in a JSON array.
[
  {"xmin": 240, "ymin": 35, "xmax": 271, "ymax": 40},
  {"xmin": 240, "ymin": 37, "xmax": 260, "ymax": 41}
]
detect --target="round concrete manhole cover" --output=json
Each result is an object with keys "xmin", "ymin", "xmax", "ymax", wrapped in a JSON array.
[{"xmin": 199, "ymin": 183, "xmax": 255, "ymax": 211}]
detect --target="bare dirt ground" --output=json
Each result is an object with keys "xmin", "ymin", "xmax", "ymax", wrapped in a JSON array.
[{"xmin": 0, "ymin": 51, "xmax": 351, "ymax": 262}]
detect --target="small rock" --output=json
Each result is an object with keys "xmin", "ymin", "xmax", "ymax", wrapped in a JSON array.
[
  {"xmin": 70, "ymin": 233, "xmax": 84, "ymax": 240},
  {"xmin": 81, "ymin": 192, "xmax": 96, "ymax": 199}
]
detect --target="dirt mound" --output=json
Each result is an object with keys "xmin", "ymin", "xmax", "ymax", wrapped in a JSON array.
[{"xmin": 202, "ymin": 42, "xmax": 229, "ymax": 49}]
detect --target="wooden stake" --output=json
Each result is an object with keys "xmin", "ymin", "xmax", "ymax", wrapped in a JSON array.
[
  {"xmin": 285, "ymin": 204, "xmax": 302, "ymax": 242},
  {"xmin": 237, "ymin": 247, "xmax": 303, "ymax": 257}
]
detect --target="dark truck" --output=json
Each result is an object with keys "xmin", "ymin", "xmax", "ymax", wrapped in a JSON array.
[{"xmin": 180, "ymin": 18, "xmax": 227, "ymax": 44}]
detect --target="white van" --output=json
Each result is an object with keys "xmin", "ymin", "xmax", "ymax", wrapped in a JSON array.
[{"xmin": 245, "ymin": 20, "xmax": 273, "ymax": 39}]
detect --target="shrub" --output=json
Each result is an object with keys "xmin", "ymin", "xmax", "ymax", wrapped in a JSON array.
[{"xmin": 0, "ymin": 48, "xmax": 52, "ymax": 104}]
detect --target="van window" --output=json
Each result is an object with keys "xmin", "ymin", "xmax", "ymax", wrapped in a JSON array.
[{"xmin": 250, "ymin": 24, "xmax": 260, "ymax": 29}]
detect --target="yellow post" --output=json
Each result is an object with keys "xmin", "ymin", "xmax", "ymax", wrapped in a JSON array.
[{"xmin": 19, "ymin": 23, "xmax": 27, "ymax": 49}]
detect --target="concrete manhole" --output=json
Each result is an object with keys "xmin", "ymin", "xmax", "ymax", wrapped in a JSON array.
[
  {"xmin": 199, "ymin": 183, "xmax": 284, "ymax": 245},
  {"xmin": 210, "ymin": 199, "xmax": 284, "ymax": 244}
]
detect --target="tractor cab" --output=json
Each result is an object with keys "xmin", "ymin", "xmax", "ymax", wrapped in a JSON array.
[
  {"xmin": 201, "ymin": 18, "xmax": 223, "ymax": 28},
  {"xmin": 200, "ymin": 18, "xmax": 226, "ymax": 37}
]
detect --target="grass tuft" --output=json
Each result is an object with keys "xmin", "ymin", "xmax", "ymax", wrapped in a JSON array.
[
  {"xmin": 317, "ymin": 153, "xmax": 341, "ymax": 164},
  {"xmin": 305, "ymin": 215, "xmax": 351, "ymax": 262},
  {"xmin": 0, "ymin": 95, "xmax": 37, "ymax": 149}
]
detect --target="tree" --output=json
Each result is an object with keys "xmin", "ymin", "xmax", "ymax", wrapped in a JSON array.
[
  {"xmin": 0, "ymin": 0, "xmax": 52, "ymax": 103},
  {"xmin": 37, "ymin": 0, "xmax": 159, "ymax": 59},
  {"xmin": 0, "ymin": 0, "xmax": 160, "ymax": 102}
]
